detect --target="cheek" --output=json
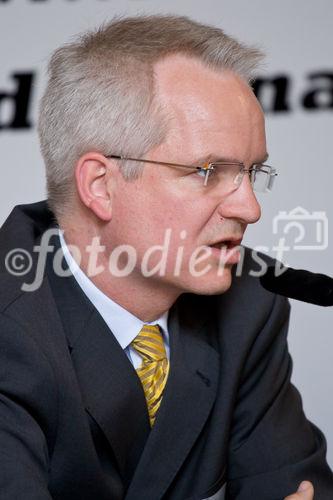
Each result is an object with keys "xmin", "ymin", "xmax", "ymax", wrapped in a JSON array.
[
  {"xmin": 113, "ymin": 176, "xmax": 214, "ymax": 248},
  {"xmin": 148, "ymin": 197, "xmax": 218, "ymax": 257},
  {"xmin": 111, "ymin": 191, "xmax": 172, "ymax": 254}
]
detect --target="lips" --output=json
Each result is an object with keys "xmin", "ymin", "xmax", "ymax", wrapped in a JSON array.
[
  {"xmin": 209, "ymin": 237, "xmax": 243, "ymax": 249},
  {"xmin": 207, "ymin": 237, "xmax": 243, "ymax": 265}
]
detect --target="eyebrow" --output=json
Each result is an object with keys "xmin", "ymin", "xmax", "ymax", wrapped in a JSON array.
[{"xmin": 193, "ymin": 152, "xmax": 270, "ymax": 166}]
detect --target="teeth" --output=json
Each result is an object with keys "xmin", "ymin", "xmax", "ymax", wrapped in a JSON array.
[
  {"xmin": 212, "ymin": 242, "xmax": 228, "ymax": 249},
  {"xmin": 209, "ymin": 240, "xmax": 241, "ymax": 250}
]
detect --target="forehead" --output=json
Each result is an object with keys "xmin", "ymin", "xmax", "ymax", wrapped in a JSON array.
[
  {"xmin": 152, "ymin": 54, "xmax": 265, "ymax": 160},
  {"xmin": 154, "ymin": 53, "xmax": 262, "ymax": 118}
]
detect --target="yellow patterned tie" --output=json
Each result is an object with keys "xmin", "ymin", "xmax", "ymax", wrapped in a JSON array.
[{"xmin": 131, "ymin": 324, "xmax": 169, "ymax": 427}]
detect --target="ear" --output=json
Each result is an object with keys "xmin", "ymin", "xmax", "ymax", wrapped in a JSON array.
[{"xmin": 75, "ymin": 152, "xmax": 118, "ymax": 221}]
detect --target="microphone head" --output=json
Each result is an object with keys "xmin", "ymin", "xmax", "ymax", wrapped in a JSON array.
[{"xmin": 260, "ymin": 266, "xmax": 333, "ymax": 306}]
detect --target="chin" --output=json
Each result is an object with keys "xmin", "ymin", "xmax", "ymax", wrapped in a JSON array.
[{"xmin": 181, "ymin": 266, "xmax": 233, "ymax": 296}]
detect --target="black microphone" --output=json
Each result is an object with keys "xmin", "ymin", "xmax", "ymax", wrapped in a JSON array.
[{"xmin": 260, "ymin": 266, "xmax": 333, "ymax": 306}]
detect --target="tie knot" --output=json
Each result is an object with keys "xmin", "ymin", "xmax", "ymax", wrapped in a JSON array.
[{"xmin": 132, "ymin": 324, "xmax": 166, "ymax": 362}]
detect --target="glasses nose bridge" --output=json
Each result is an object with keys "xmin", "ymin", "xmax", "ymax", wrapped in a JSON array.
[
  {"xmin": 240, "ymin": 167, "xmax": 256, "ymax": 193},
  {"xmin": 229, "ymin": 164, "xmax": 249, "ymax": 191},
  {"xmin": 219, "ymin": 167, "xmax": 261, "ymax": 223}
]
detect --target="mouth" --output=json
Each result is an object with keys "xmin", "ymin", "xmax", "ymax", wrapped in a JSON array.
[
  {"xmin": 207, "ymin": 237, "xmax": 243, "ymax": 264},
  {"xmin": 209, "ymin": 237, "xmax": 243, "ymax": 250}
]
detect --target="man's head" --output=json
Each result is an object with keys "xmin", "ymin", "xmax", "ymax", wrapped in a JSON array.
[
  {"xmin": 38, "ymin": 14, "xmax": 263, "ymax": 219},
  {"xmin": 38, "ymin": 15, "xmax": 267, "ymax": 307}
]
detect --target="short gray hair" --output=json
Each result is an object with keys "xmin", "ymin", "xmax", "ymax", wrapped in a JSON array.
[{"xmin": 38, "ymin": 14, "xmax": 263, "ymax": 220}]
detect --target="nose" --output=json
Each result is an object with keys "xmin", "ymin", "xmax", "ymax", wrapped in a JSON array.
[{"xmin": 216, "ymin": 174, "xmax": 261, "ymax": 224}]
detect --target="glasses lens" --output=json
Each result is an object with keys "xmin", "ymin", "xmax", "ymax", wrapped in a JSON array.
[
  {"xmin": 252, "ymin": 166, "xmax": 276, "ymax": 192},
  {"xmin": 207, "ymin": 163, "xmax": 243, "ymax": 194},
  {"xmin": 204, "ymin": 163, "xmax": 276, "ymax": 194}
]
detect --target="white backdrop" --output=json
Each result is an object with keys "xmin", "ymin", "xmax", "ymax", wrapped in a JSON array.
[{"xmin": 1, "ymin": 0, "xmax": 333, "ymax": 468}]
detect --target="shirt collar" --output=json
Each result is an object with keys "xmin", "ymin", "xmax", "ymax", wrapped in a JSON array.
[{"xmin": 58, "ymin": 229, "xmax": 169, "ymax": 350}]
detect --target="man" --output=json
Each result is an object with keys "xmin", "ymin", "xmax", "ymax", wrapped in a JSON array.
[{"xmin": 0, "ymin": 15, "xmax": 332, "ymax": 499}]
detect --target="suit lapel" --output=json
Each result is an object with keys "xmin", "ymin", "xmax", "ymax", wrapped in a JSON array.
[
  {"xmin": 70, "ymin": 309, "xmax": 151, "ymax": 475},
  {"xmin": 125, "ymin": 295, "xmax": 220, "ymax": 500},
  {"xmin": 46, "ymin": 237, "xmax": 150, "ymax": 479}
]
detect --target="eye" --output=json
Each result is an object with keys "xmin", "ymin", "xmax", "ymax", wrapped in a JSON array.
[
  {"xmin": 196, "ymin": 168, "xmax": 209, "ymax": 178},
  {"xmin": 193, "ymin": 165, "xmax": 218, "ymax": 186}
]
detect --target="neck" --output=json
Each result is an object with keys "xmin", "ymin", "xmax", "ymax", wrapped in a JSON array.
[
  {"xmin": 90, "ymin": 272, "xmax": 179, "ymax": 322},
  {"xmin": 60, "ymin": 223, "xmax": 180, "ymax": 322}
]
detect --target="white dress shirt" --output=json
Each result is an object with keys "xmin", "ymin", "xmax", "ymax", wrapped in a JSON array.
[{"xmin": 58, "ymin": 229, "xmax": 170, "ymax": 369}]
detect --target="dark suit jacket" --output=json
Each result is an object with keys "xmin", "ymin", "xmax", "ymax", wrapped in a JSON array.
[{"xmin": 0, "ymin": 201, "xmax": 332, "ymax": 499}]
